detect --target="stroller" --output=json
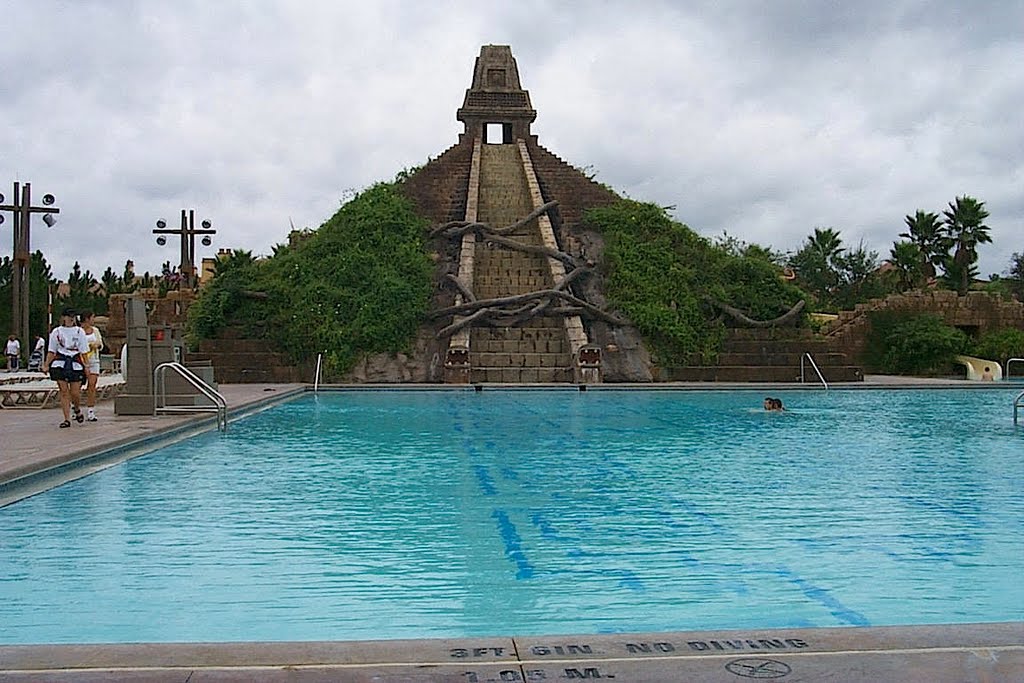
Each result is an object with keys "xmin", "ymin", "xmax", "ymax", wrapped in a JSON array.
[{"xmin": 26, "ymin": 349, "xmax": 43, "ymax": 372}]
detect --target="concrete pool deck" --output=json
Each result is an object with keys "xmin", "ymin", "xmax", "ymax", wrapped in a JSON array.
[{"xmin": 1, "ymin": 377, "xmax": 1022, "ymax": 681}]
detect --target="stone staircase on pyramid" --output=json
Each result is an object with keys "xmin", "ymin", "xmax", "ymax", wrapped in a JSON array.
[{"xmin": 467, "ymin": 144, "xmax": 575, "ymax": 383}]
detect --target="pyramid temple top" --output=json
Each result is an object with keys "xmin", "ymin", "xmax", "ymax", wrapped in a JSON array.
[{"xmin": 457, "ymin": 45, "xmax": 537, "ymax": 143}]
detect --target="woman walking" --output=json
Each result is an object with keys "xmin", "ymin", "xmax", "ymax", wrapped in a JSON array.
[
  {"xmin": 79, "ymin": 310, "xmax": 104, "ymax": 422},
  {"xmin": 41, "ymin": 308, "xmax": 89, "ymax": 428}
]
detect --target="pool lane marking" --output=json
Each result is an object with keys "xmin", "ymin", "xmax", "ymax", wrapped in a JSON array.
[
  {"xmin": 492, "ymin": 509, "xmax": 535, "ymax": 579},
  {"xmin": 5, "ymin": 644, "xmax": 1022, "ymax": 674},
  {"xmin": 752, "ymin": 564, "xmax": 869, "ymax": 627}
]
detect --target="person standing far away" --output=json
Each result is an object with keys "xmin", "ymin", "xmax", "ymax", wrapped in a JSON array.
[
  {"xmin": 34, "ymin": 334, "xmax": 45, "ymax": 354},
  {"xmin": 79, "ymin": 310, "xmax": 104, "ymax": 421},
  {"xmin": 4, "ymin": 334, "xmax": 20, "ymax": 372},
  {"xmin": 981, "ymin": 366, "xmax": 994, "ymax": 381},
  {"xmin": 42, "ymin": 308, "xmax": 90, "ymax": 428}
]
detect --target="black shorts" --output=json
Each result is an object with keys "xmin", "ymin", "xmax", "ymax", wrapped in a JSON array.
[{"xmin": 49, "ymin": 363, "xmax": 84, "ymax": 384}]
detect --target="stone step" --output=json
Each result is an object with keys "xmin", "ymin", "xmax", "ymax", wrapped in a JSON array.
[
  {"xmin": 472, "ymin": 325, "xmax": 566, "ymax": 340},
  {"xmin": 721, "ymin": 340, "xmax": 835, "ymax": 354},
  {"xmin": 472, "ymin": 339, "xmax": 568, "ymax": 354},
  {"xmin": 196, "ymin": 338, "xmax": 269, "ymax": 353},
  {"xmin": 185, "ymin": 351, "xmax": 294, "ymax": 368},
  {"xmin": 725, "ymin": 327, "xmax": 818, "ymax": 341},
  {"xmin": 470, "ymin": 352, "xmax": 571, "ymax": 367},
  {"xmin": 715, "ymin": 352, "xmax": 851, "ymax": 366},
  {"xmin": 658, "ymin": 365, "xmax": 864, "ymax": 382},
  {"xmin": 470, "ymin": 367, "xmax": 574, "ymax": 383},
  {"xmin": 212, "ymin": 366, "xmax": 306, "ymax": 384}
]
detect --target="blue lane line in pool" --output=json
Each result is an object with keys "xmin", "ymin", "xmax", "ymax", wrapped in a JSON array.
[
  {"xmin": 473, "ymin": 465, "xmax": 497, "ymax": 496},
  {"xmin": 492, "ymin": 509, "xmax": 535, "ymax": 580},
  {"xmin": 529, "ymin": 512, "xmax": 645, "ymax": 591},
  {"xmin": 761, "ymin": 565, "xmax": 869, "ymax": 626}
]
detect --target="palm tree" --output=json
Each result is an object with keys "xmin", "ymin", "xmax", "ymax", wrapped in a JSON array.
[
  {"xmin": 212, "ymin": 249, "xmax": 255, "ymax": 278},
  {"xmin": 899, "ymin": 210, "xmax": 946, "ymax": 280},
  {"xmin": 807, "ymin": 227, "xmax": 844, "ymax": 265},
  {"xmin": 942, "ymin": 196, "xmax": 991, "ymax": 294},
  {"xmin": 789, "ymin": 227, "xmax": 845, "ymax": 307},
  {"xmin": 888, "ymin": 241, "xmax": 924, "ymax": 292}
]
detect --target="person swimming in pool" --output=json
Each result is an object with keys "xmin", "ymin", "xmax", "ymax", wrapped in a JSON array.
[{"xmin": 763, "ymin": 397, "xmax": 785, "ymax": 411}]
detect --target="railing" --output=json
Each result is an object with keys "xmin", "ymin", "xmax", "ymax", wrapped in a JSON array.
[
  {"xmin": 1007, "ymin": 358, "xmax": 1024, "ymax": 380},
  {"xmin": 800, "ymin": 353, "xmax": 829, "ymax": 390},
  {"xmin": 314, "ymin": 352, "xmax": 324, "ymax": 393},
  {"xmin": 1015, "ymin": 389, "xmax": 1024, "ymax": 426},
  {"xmin": 153, "ymin": 362, "xmax": 227, "ymax": 432}
]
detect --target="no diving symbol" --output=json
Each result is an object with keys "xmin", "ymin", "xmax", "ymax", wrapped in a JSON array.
[{"xmin": 725, "ymin": 658, "xmax": 792, "ymax": 678}]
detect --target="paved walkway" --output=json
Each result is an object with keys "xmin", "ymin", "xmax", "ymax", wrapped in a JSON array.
[{"xmin": 0, "ymin": 378, "xmax": 1021, "ymax": 681}]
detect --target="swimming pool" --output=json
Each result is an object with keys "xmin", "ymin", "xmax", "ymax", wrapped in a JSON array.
[{"xmin": 0, "ymin": 389, "xmax": 1021, "ymax": 644}]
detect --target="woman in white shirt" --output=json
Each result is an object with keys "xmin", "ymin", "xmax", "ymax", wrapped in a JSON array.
[
  {"xmin": 80, "ymin": 310, "xmax": 104, "ymax": 422},
  {"xmin": 42, "ymin": 308, "xmax": 89, "ymax": 428}
]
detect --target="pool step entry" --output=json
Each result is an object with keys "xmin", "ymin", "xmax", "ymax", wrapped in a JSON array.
[{"xmin": 660, "ymin": 327, "xmax": 864, "ymax": 382}]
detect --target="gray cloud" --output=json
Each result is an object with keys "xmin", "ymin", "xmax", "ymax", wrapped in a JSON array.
[{"xmin": 2, "ymin": 0, "xmax": 1021, "ymax": 284}]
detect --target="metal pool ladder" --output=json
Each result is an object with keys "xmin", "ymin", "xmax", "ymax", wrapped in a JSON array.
[
  {"xmin": 153, "ymin": 361, "xmax": 228, "ymax": 432},
  {"xmin": 314, "ymin": 352, "xmax": 324, "ymax": 394},
  {"xmin": 1015, "ymin": 389, "xmax": 1024, "ymax": 426},
  {"xmin": 800, "ymin": 352, "xmax": 829, "ymax": 390}
]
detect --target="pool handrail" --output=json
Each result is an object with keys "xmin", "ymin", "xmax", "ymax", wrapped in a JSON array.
[
  {"xmin": 314, "ymin": 352, "xmax": 323, "ymax": 393},
  {"xmin": 800, "ymin": 352, "xmax": 829, "ymax": 390},
  {"xmin": 1007, "ymin": 358, "xmax": 1024, "ymax": 380},
  {"xmin": 153, "ymin": 361, "xmax": 227, "ymax": 432},
  {"xmin": 1015, "ymin": 389, "xmax": 1024, "ymax": 426}
]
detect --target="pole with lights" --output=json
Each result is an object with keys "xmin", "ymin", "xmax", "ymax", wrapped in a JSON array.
[
  {"xmin": 152, "ymin": 209, "xmax": 215, "ymax": 289},
  {"xmin": 0, "ymin": 182, "xmax": 60, "ymax": 353}
]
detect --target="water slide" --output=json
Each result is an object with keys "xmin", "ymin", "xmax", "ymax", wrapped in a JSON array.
[{"xmin": 954, "ymin": 355, "xmax": 1002, "ymax": 381}]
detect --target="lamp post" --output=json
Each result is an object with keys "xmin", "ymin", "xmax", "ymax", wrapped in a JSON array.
[
  {"xmin": 152, "ymin": 209, "xmax": 215, "ymax": 289},
  {"xmin": 0, "ymin": 182, "xmax": 60, "ymax": 351}
]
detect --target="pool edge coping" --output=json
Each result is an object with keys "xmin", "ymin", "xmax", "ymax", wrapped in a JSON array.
[{"xmin": 0, "ymin": 622, "xmax": 1021, "ymax": 679}]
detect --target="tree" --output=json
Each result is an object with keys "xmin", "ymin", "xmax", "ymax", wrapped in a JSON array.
[
  {"xmin": 899, "ymin": 210, "xmax": 947, "ymax": 280},
  {"xmin": 941, "ymin": 195, "xmax": 991, "ymax": 295},
  {"xmin": 1005, "ymin": 252, "xmax": 1024, "ymax": 300},
  {"xmin": 832, "ymin": 241, "xmax": 884, "ymax": 309},
  {"xmin": 57, "ymin": 261, "xmax": 104, "ymax": 315},
  {"xmin": 0, "ymin": 251, "xmax": 58, "ymax": 340},
  {"xmin": 788, "ymin": 227, "xmax": 845, "ymax": 309},
  {"xmin": 211, "ymin": 249, "xmax": 256, "ymax": 278},
  {"xmin": 888, "ymin": 240, "xmax": 925, "ymax": 292}
]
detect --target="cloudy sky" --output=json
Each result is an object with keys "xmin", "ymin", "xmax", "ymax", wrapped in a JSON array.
[{"xmin": 2, "ymin": 0, "xmax": 1022, "ymax": 283}]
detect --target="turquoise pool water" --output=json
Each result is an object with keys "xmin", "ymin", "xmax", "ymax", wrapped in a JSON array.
[{"xmin": 0, "ymin": 389, "xmax": 1022, "ymax": 643}]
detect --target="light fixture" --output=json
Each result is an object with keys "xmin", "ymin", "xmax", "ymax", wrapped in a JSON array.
[
  {"xmin": 156, "ymin": 219, "xmax": 166, "ymax": 229},
  {"xmin": 156, "ymin": 235, "xmax": 167, "ymax": 246},
  {"xmin": 0, "ymin": 193, "xmax": 5, "ymax": 203},
  {"xmin": 201, "ymin": 220, "xmax": 211, "ymax": 229},
  {"xmin": 42, "ymin": 194, "xmax": 55, "ymax": 206},
  {"xmin": 0, "ymin": 215, "xmax": 4, "ymax": 225},
  {"xmin": 201, "ymin": 236, "xmax": 212, "ymax": 246},
  {"xmin": 42, "ymin": 213, "xmax": 56, "ymax": 227}
]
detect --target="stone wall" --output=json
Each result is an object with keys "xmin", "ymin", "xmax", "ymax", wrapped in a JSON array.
[
  {"xmin": 106, "ymin": 290, "xmax": 197, "ymax": 354},
  {"xmin": 823, "ymin": 289, "xmax": 1024, "ymax": 366},
  {"xmin": 398, "ymin": 139, "xmax": 474, "ymax": 224}
]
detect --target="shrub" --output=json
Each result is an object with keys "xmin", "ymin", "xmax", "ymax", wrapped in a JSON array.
[
  {"xmin": 583, "ymin": 200, "xmax": 808, "ymax": 364},
  {"xmin": 971, "ymin": 328, "xmax": 1024, "ymax": 367},
  {"xmin": 187, "ymin": 182, "xmax": 433, "ymax": 375},
  {"xmin": 875, "ymin": 314, "xmax": 968, "ymax": 375}
]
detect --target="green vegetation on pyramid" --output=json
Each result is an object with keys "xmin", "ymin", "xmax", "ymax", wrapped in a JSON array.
[
  {"xmin": 584, "ymin": 200, "xmax": 808, "ymax": 364},
  {"xmin": 187, "ymin": 182, "xmax": 433, "ymax": 375}
]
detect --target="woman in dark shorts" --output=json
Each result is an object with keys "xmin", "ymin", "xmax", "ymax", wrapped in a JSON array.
[{"xmin": 42, "ymin": 308, "xmax": 90, "ymax": 428}]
